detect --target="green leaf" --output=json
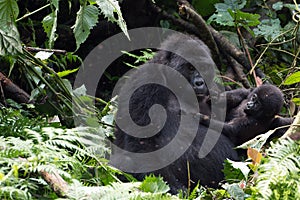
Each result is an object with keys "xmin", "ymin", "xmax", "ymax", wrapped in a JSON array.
[
  {"xmin": 42, "ymin": 12, "xmax": 58, "ymax": 49},
  {"xmin": 0, "ymin": 0, "xmax": 19, "ymax": 22},
  {"xmin": 224, "ymin": 183, "xmax": 245, "ymax": 200},
  {"xmin": 207, "ymin": 0, "xmax": 247, "ymax": 26},
  {"xmin": 72, "ymin": 5, "xmax": 99, "ymax": 50},
  {"xmin": 192, "ymin": 0, "xmax": 221, "ymax": 17},
  {"xmin": 73, "ymin": 85, "xmax": 87, "ymax": 96},
  {"xmin": 273, "ymin": 2, "xmax": 283, "ymax": 11},
  {"xmin": 62, "ymin": 79, "xmax": 73, "ymax": 93},
  {"xmin": 57, "ymin": 68, "xmax": 79, "ymax": 78},
  {"xmin": 292, "ymin": 98, "xmax": 300, "ymax": 105},
  {"xmin": 284, "ymin": 71, "xmax": 300, "ymax": 85},
  {"xmin": 139, "ymin": 175, "xmax": 170, "ymax": 193},
  {"xmin": 227, "ymin": 159, "xmax": 250, "ymax": 179},
  {"xmin": 42, "ymin": 0, "xmax": 59, "ymax": 48},
  {"xmin": 223, "ymin": 159, "xmax": 249, "ymax": 182},
  {"xmin": 0, "ymin": 0, "xmax": 20, "ymax": 55},
  {"xmin": 0, "ymin": 20, "xmax": 22, "ymax": 55},
  {"xmin": 95, "ymin": 0, "xmax": 129, "ymax": 39},
  {"xmin": 253, "ymin": 19, "xmax": 282, "ymax": 42},
  {"xmin": 228, "ymin": 9, "xmax": 260, "ymax": 27}
]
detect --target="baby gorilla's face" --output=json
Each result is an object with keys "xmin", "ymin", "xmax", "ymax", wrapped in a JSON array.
[{"xmin": 244, "ymin": 93, "xmax": 260, "ymax": 115}]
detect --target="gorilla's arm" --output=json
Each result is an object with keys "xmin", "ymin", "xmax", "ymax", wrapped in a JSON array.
[
  {"xmin": 268, "ymin": 116, "xmax": 294, "ymax": 138},
  {"xmin": 215, "ymin": 88, "xmax": 250, "ymax": 111},
  {"xmin": 198, "ymin": 113, "xmax": 268, "ymax": 145}
]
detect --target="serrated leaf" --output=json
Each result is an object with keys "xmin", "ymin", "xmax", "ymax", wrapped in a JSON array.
[
  {"xmin": 207, "ymin": 0, "xmax": 247, "ymax": 26},
  {"xmin": 139, "ymin": 175, "xmax": 170, "ymax": 193},
  {"xmin": 95, "ymin": 0, "xmax": 129, "ymax": 39},
  {"xmin": 0, "ymin": 0, "xmax": 19, "ymax": 22},
  {"xmin": 284, "ymin": 71, "xmax": 300, "ymax": 85},
  {"xmin": 73, "ymin": 85, "xmax": 87, "ymax": 96},
  {"xmin": 72, "ymin": 5, "xmax": 99, "ymax": 50},
  {"xmin": 224, "ymin": 183, "xmax": 245, "ymax": 200},
  {"xmin": 42, "ymin": 0, "xmax": 59, "ymax": 48},
  {"xmin": 253, "ymin": 19, "xmax": 282, "ymax": 42},
  {"xmin": 228, "ymin": 9, "xmax": 260, "ymax": 26},
  {"xmin": 42, "ymin": 12, "xmax": 58, "ymax": 49},
  {"xmin": 0, "ymin": 20, "xmax": 22, "ymax": 55}
]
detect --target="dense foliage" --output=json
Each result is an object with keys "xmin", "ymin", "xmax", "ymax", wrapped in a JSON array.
[{"xmin": 0, "ymin": 0, "xmax": 299, "ymax": 199}]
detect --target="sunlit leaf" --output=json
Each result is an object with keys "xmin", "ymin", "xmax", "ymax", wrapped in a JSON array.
[
  {"xmin": 247, "ymin": 147, "xmax": 262, "ymax": 165},
  {"xmin": 284, "ymin": 71, "xmax": 300, "ymax": 85},
  {"xmin": 57, "ymin": 68, "xmax": 79, "ymax": 78}
]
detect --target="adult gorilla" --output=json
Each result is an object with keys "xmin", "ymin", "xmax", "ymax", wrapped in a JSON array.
[{"xmin": 110, "ymin": 33, "xmax": 238, "ymax": 193}]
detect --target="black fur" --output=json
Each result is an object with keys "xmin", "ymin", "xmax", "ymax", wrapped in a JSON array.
[
  {"xmin": 199, "ymin": 85, "xmax": 293, "ymax": 145},
  {"xmin": 111, "ymin": 34, "xmax": 238, "ymax": 193}
]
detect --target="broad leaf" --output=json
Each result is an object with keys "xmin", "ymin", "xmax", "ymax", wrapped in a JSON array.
[
  {"xmin": 42, "ymin": 12, "xmax": 58, "ymax": 49},
  {"xmin": 247, "ymin": 147, "xmax": 262, "ymax": 165},
  {"xmin": 0, "ymin": 0, "xmax": 21, "ymax": 55},
  {"xmin": 72, "ymin": 5, "xmax": 99, "ymax": 50},
  {"xmin": 207, "ymin": 0, "xmax": 247, "ymax": 26},
  {"xmin": 139, "ymin": 175, "xmax": 170, "ymax": 193},
  {"xmin": 0, "ymin": 20, "xmax": 22, "ymax": 55},
  {"xmin": 228, "ymin": 9, "xmax": 260, "ymax": 27},
  {"xmin": 284, "ymin": 71, "xmax": 300, "ymax": 85},
  {"xmin": 73, "ymin": 84, "xmax": 87, "ymax": 96},
  {"xmin": 0, "ymin": 0, "xmax": 19, "ymax": 22},
  {"xmin": 95, "ymin": 0, "xmax": 129, "ymax": 39},
  {"xmin": 42, "ymin": 0, "xmax": 59, "ymax": 48},
  {"xmin": 224, "ymin": 183, "xmax": 245, "ymax": 200},
  {"xmin": 224, "ymin": 159, "xmax": 250, "ymax": 182},
  {"xmin": 253, "ymin": 19, "xmax": 282, "ymax": 42}
]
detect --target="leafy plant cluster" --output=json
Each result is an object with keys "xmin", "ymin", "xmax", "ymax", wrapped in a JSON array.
[
  {"xmin": 1, "ymin": 0, "xmax": 128, "ymax": 55},
  {"xmin": 206, "ymin": 0, "xmax": 300, "ymax": 105},
  {"xmin": 0, "ymin": 107, "xmax": 181, "ymax": 200}
]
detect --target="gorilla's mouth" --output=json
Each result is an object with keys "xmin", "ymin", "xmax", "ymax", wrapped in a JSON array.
[{"xmin": 194, "ymin": 87, "xmax": 208, "ymax": 96}]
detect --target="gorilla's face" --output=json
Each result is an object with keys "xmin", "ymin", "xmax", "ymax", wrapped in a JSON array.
[{"xmin": 188, "ymin": 66, "xmax": 208, "ymax": 95}]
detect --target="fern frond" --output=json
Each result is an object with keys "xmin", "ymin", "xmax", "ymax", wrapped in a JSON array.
[{"xmin": 255, "ymin": 138, "xmax": 300, "ymax": 199}]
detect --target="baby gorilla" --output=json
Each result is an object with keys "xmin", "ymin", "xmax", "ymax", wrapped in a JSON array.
[{"xmin": 199, "ymin": 84, "xmax": 292, "ymax": 146}]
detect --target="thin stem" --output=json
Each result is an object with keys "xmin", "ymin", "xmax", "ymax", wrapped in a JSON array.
[{"xmin": 16, "ymin": 4, "xmax": 50, "ymax": 22}]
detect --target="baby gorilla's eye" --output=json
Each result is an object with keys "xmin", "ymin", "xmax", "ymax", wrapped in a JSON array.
[{"xmin": 251, "ymin": 93, "xmax": 257, "ymax": 102}]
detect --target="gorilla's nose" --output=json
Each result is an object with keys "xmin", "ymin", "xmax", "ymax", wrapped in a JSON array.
[
  {"xmin": 194, "ymin": 77, "xmax": 204, "ymax": 88},
  {"xmin": 246, "ymin": 101, "xmax": 254, "ymax": 109}
]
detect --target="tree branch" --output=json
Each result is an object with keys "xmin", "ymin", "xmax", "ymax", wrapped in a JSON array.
[
  {"xmin": 0, "ymin": 72, "xmax": 30, "ymax": 104},
  {"xmin": 40, "ymin": 170, "xmax": 69, "ymax": 197}
]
